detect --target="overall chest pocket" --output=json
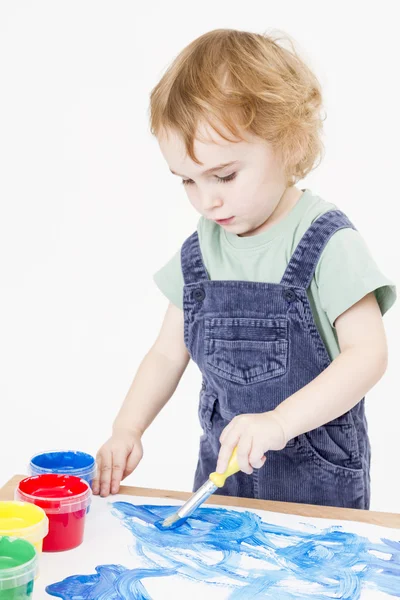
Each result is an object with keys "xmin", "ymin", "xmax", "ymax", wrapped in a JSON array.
[{"xmin": 204, "ymin": 317, "xmax": 288, "ymax": 385}]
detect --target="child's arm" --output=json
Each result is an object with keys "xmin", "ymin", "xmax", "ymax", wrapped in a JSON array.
[
  {"xmin": 216, "ymin": 293, "xmax": 388, "ymax": 474},
  {"xmin": 93, "ymin": 302, "xmax": 189, "ymax": 497}
]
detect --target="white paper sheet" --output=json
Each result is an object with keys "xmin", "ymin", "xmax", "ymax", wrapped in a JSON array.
[{"xmin": 33, "ymin": 494, "xmax": 400, "ymax": 599}]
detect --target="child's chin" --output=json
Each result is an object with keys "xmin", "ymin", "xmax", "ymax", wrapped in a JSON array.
[{"xmin": 231, "ymin": 222, "xmax": 257, "ymax": 236}]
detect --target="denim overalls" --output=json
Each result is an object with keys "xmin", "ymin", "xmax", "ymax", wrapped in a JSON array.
[{"xmin": 181, "ymin": 210, "xmax": 370, "ymax": 509}]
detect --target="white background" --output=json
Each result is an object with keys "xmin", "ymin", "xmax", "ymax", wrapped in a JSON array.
[{"xmin": 0, "ymin": 1, "xmax": 399, "ymax": 512}]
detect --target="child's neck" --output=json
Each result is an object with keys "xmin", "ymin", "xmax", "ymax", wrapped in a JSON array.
[
  {"xmin": 240, "ymin": 186, "xmax": 303, "ymax": 238},
  {"xmin": 271, "ymin": 185, "xmax": 303, "ymax": 225}
]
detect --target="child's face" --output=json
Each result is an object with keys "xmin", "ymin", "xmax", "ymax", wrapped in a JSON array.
[{"xmin": 158, "ymin": 121, "xmax": 290, "ymax": 237}]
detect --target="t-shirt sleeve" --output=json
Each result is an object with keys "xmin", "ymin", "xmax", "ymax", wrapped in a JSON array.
[
  {"xmin": 153, "ymin": 250, "xmax": 184, "ymax": 309},
  {"xmin": 315, "ymin": 228, "xmax": 396, "ymax": 326}
]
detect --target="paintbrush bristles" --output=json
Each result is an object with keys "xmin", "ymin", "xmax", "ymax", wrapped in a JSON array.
[{"xmin": 162, "ymin": 513, "xmax": 180, "ymax": 528}]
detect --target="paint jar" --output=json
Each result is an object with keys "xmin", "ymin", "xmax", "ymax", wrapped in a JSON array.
[
  {"xmin": 15, "ymin": 475, "xmax": 91, "ymax": 553},
  {"xmin": 0, "ymin": 536, "xmax": 38, "ymax": 599},
  {"xmin": 29, "ymin": 451, "xmax": 96, "ymax": 487},
  {"xmin": 0, "ymin": 503, "xmax": 48, "ymax": 554}
]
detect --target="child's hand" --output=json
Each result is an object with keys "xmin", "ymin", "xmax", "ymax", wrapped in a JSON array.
[
  {"xmin": 216, "ymin": 411, "xmax": 288, "ymax": 475},
  {"xmin": 92, "ymin": 428, "xmax": 143, "ymax": 497}
]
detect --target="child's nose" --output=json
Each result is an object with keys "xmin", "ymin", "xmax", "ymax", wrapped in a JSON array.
[{"xmin": 201, "ymin": 192, "xmax": 223, "ymax": 212}]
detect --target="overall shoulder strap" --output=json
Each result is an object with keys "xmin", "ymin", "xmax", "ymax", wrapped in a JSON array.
[
  {"xmin": 280, "ymin": 210, "xmax": 355, "ymax": 289},
  {"xmin": 181, "ymin": 231, "xmax": 209, "ymax": 285}
]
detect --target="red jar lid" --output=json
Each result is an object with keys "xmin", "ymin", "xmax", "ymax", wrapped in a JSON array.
[{"xmin": 16, "ymin": 474, "xmax": 91, "ymax": 514}]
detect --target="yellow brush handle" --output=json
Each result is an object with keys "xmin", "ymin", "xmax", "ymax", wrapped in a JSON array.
[{"xmin": 209, "ymin": 447, "xmax": 240, "ymax": 488}]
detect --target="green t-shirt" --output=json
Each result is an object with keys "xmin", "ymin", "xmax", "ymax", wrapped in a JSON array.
[{"xmin": 154, "ymin": 188, "xmax": 396, "ymax": 360}]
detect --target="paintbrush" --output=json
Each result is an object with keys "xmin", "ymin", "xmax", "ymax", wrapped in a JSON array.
[{"xmin": 158, "ymin": 447, "xmax": 240, "ymax": 530}]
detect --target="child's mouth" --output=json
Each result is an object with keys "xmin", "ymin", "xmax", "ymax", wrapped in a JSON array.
[{"xmin": 215, "ymin": 217, "xmax": 235, "ymax": 225}]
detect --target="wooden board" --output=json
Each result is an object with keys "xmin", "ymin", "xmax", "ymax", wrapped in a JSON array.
[{"xmin": 1, "ymin": 474, "xmax": 399, "ymax": 528}]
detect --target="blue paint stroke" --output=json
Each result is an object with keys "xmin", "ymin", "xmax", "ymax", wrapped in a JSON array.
[{"xmin": 46, "ymin": 502, "xmax": 400, "ymax": 599}]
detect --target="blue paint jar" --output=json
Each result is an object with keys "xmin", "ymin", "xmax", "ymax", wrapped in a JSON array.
[{"xmin": 29, "ymin": 451, "xmax": 96, "ymax": 488}]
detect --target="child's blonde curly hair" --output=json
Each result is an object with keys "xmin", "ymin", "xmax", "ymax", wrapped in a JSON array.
[{"xmin": 149, "ymin": 28, "xmax": 325, "ymax": 186}]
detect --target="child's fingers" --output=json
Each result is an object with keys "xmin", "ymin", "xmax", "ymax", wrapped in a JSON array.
[
  {"xmin": 123, "ymin": 443, "xmax": 143, "ymax": 480},
  {"xmin": 99, "ymin": 449, "xmax": 113, "ymax": 497},
  {"xmin": 236, "ymin": 436, "xmax": 253, "ymax": 474},
  {"xmin": 219, "ymin": 420, "xmax": 235, "ymax": 445},
  {"xmin": 249, "ymin": 441, "xmax": 266, "ymax": 469},
  {"xmin": 216, "ymin": 431, "xmax": 239, "ymax": 473},
  {"xmin": 110, "ymin": 450, "xmax": 127, "ymax": 495},
  {"xmin": 92, "ymin": 457, "xmax": 101, "ymax": 495}
]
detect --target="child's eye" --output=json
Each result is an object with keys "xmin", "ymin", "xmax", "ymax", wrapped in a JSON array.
[
  {"xmin": 216, "ymin": 172, "xmax": 237, "ymax": 184},
  {"xmin": 181, "ymin": 172, "xmax": 237, "ymax": 186}
]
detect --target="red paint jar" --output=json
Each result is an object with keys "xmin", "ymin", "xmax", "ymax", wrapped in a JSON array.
[{"xmin": 15, "ymin": 475, "xmax": 91, "ymax": 552}]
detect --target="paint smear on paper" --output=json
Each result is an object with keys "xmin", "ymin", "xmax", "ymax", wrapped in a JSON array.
[{"xmin": 46, "ymin": 502, "xmax": 400, "ymax": 599}]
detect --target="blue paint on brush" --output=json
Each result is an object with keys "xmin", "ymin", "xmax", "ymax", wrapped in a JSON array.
[
  {"xmin": 46, "ymin": 502, "xmax": 400, "ymax": 599},
  {"xmin": 154, "ymin": 516, "xmax": 187, "ymax": 531}
]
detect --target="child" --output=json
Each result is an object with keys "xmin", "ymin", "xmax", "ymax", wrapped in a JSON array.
[{"xmin": 92, "ymin": 29, "xmax": 396, "ymax": 509}]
